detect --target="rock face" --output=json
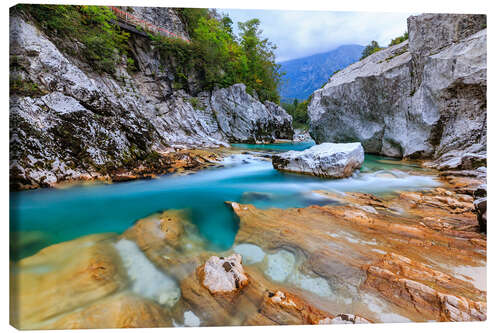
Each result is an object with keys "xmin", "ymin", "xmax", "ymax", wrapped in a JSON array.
[
  {"xmin": 272, "ymin": 142, "xmax": 364, "ymax": 178},
  {"xmin": 308, "ymin": 14, "xmax": 486, "ymax": 169},
  {"xmin": 127, "ymin": 6, "xmax": 189, "ymax": 41},
  {"xmin": 210, "ymin": 84, "xmax": 293, "ymax": 143},
  {"xmin": 293, "ymin": 129, "xmax": 313, "ymax": 142},
  {"xmin": 9, "ymin": 11, "xmax": 293, "ymax": 189},
  {"xmin": 473, "ymin": 184, "xmax": 487, "ymax": 233}
]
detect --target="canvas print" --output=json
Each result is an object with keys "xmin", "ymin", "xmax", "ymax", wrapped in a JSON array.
[{"xmin": 9, "ymin": 3, "xmax": 486, "ymax": 329}]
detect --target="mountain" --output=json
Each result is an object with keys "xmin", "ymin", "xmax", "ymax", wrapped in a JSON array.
[{"xmin": 278, "ymin": 44, "xmax": 364, "ymax": 102}]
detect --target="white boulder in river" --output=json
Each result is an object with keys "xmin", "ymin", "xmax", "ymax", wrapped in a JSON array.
[{"xmin": 272, "ymin": 142, "xmax": 364, "ymax": 178}]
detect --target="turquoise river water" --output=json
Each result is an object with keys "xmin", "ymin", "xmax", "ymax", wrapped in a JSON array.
[{"xmin": 10, "ymin": 142, "xmax": 439, "ymax": 260}]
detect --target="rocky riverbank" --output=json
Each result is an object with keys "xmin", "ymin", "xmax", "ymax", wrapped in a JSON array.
[
  {"xmin": 10, "ymin": 165, "xmax": 486, "ymax": 329},
  {"xmin": 10, "ymin": 9, "xmax": 293, "ymax": 190}
]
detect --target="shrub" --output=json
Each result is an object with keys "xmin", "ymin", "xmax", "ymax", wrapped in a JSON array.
[
  {"xmin": 10, "ymin": 76, "xmax": 45, "ymax": 97},
  {"xmin": 19, "ymin": 4, "xmax": 130, "ymax": 74},
  {"xmin": 389, "ymin": 32, "xmax": 409, "ymax": 46}
]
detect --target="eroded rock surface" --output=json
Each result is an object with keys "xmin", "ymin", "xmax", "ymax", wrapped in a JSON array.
[
  {"xmin": 308, "ymin": 13, "xmax": 486, "ymax": 167},
  {"xmin": 230, "ymin": 177, "xmax": 486, "ymax": 322},
  {"xmin": 272, "ymin": 142, "xmax": 364, "ymax": 178}
]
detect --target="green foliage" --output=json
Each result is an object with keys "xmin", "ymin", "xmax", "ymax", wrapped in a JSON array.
[
  {"xmin": 237, "ymin": 19, "xmax": 281, "ymax": 102},
  {"xmin": 155, "ymin": 9, "xmax": 281, "ymax": 103},
  {"xmin": 282, "ymin": 98, "xmax": 309, "ymax": 128},
  {"xmin": 388, "ymin": 32, "xmax": 409, "ymax": 46},
  {"xmin": 126, "ymin": 57, "xmax": 137, "ymax": 73},
  {"xmin": 360, "ymin": 41, "xmax": 382, "ymax": 60},
  {"xmin": 20, "ymin": 4, "xmax": 130, "ymax": 74},
  {"xmin": 19, "ymin": 5, "xmax": 281, "ymax": 102},
  {"xmin": 10, "ymin": 76, "xmax": 45, "ymax": 97},
  {"xmin": 188, "ymin": 97, "xmax": 205, "ymax": 110}
]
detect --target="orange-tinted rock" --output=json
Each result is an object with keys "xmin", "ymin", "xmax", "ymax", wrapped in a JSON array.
[
  {"xmin": 40, "ymin": 293, "xmax": 172, "ymax": 329},
  {"xmin": 229, "ymin": 182, "xmax": 486, "ymax": 322},
  {"xmin": 318, "ymin": 313, "xmax": 371, "ymax": 324},
  {"xmin": 122, "ymin": 210, "xmax": 186, "ymax": 251},
  {"xmin": 363, "ymin": 253, "xmax": 486, "ymax": 321},
  {"xmin": 10, "ymin": 234, "xmax": 126, "ymax": 329}
]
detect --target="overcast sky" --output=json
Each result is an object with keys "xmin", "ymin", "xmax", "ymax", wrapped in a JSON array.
[{"xmin": 223, "ymin": 9, "xmax": 417, "ymax": 62}]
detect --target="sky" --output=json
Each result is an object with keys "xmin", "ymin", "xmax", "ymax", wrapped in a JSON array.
[{"xmin": 223, "ymin": 9, "xmax": 417, "ymax": 62}]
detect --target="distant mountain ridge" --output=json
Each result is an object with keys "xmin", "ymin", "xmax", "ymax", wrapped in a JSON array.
[{"xmin": 278, "ymin": 44, "xmax": 364, "ymax": 102}]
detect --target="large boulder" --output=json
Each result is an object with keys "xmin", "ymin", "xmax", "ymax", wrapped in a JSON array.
[
  {"xmin": 308, "ymin": 14, "xmax": 486, "ymax": 168},
  {"xmin": 272, "ymin": 142, "xmax": 364, "ymax": 178}
]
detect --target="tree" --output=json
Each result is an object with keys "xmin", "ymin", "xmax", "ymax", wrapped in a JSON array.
[
  {"xmin": 237, "ymin": 19, "xmax": 281, "ymax": 102},
  {"xmin": 360, "ymin": 41, "xmax": 382, "ymax": 60},
  {"xmin": 282, "ymin": 99, "xmax": 309, "ymax": 129}
]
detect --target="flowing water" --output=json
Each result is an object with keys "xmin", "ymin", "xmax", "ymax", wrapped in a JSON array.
[{"xmin": 10, "ymin": 142, "xmax": 439, "ymax": 260}]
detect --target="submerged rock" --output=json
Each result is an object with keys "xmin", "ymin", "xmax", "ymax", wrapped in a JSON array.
[
  {"xmin": 201, "ymin": 254, "xmax": 249, "ymax": 294},
  {"xmin": 114, "ymin": 239, "xmax": 180, "ymax": 307},
  {"xmin": 182, "ymin": 311, "xmax": 201, "ymax": 327},
  {"xmin": 241, "ymin": 191, "xmax": 275, "ymax": 202},
  {"xmin": 40, "ymin": 293, "xmax": 172, "ymax": 329},
  {"xmin": 272, "ymin": 142, "xmax": 364, "ymax": 178},
  {"xmin": 233, "ymin": 243, "xmax": 266, "ymax": 265},
  {"xmin": 10, "ymin": 234, "xmax": 128, "ymax": 329}
]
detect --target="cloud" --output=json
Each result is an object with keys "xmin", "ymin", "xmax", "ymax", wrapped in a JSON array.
[{"xmin": 222, "ymin": 9, "xmax": 417, "ymax": 62}]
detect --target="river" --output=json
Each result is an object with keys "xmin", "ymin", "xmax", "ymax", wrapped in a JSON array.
[{"xmin": 10, "ymin": 142, "xmax": 439, "ymax": 260}]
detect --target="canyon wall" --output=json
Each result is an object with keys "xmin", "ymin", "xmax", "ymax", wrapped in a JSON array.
[
  {"xmin": 308, "ymin": 14, "xmax": 486, "ymax": 170},
  {"xmin": 9, "ymin": 8, "xmax": 293, "ymax": 189}
]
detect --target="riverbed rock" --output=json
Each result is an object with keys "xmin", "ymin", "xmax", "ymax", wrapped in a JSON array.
[
  {"xmin": 10, "ymin": 234, "xmax": 128, "ymax": 329},
  {"xmin": 308, "ymin": 14, "xmax": 486, "ymax": 167},
  {"xmin": 9, "ymin": 12, "xmax": 293, "ymax": 190},
  {"xmin": 364, "ymin": 253, "xmax": 486, "ymax": 321},
  {"xmin": 201, "ymin": 254, "xmax": 249, "ymax": 294},
  {"xmin": 11, "ymin": 169, "xmax": 487, "ymax": 328},
  {"xmin": 40, "ymin": 292, "xmax": 173, "ymax": 329},
  {"xmin": 229, "ymin": 178, "xmax": 486, "ymax": 322},
  {"xmin": 318, "ymin": 313, "xmax": 371, "ymax": 324},
  {"xmin": 272, "ymin": 142, "xmax": 364, "ymax": 178}
]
